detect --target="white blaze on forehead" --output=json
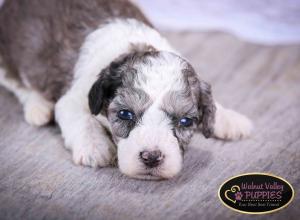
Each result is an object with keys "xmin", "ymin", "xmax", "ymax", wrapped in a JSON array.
[
  {"xmin": 140, "ymin": 98, "xmax": 167, "ymax": 126},
  {"xmin": 134, "ymin": 52, "xmax": 185, "ymax": 99}
]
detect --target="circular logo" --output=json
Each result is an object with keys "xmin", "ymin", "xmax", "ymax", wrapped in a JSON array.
[{"xmin": 218, "ymin": 173, "xmax": 294, "ymax": 214}]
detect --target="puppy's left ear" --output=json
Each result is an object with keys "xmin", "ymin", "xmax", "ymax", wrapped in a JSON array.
[
  {"xmin": 198, "ymin": 80, "xmax": 216, "ymax": 138},
  {"xmin": 88, "ymin": 64, "xmax": 123, "ymax": 115}
]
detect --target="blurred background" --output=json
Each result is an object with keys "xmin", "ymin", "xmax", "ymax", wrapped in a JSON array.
[
  {"xmin": 136, "ymin": 0, "xmax": 300, "ymax": 45},
  {"xmin": 1, "ymin": 0, "xmax": 299, "ymax": 44}
]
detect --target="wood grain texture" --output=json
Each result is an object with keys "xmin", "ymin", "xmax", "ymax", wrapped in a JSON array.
[{"xmin": 0, "ymin": 31, "xmax": 299, "ymax": 220}]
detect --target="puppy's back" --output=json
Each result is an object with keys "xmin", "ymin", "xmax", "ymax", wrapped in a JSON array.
[{"xmin": 0, "ymin": 0, "xmax": 151, "ymax": 100}]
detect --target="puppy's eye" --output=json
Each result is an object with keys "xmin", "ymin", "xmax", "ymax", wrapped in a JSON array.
[
  {"xmin": 117, "ymin": 110, "xmax": 135, "ymax": 120},
  {"xmin": 179, "ymin": 117, "xmax": 193, "ymax": 127}
]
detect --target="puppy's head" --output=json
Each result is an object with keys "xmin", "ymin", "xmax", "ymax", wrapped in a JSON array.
[{"xmin": 88, "ymin": 49, "xmax": 215, "ymax": 179}]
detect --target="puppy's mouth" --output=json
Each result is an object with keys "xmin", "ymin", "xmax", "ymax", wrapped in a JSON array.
[
  {"xmin": 133, "ymin": 173, "xmax": 163, "ymax": 180},
  {"xmin": 132, "ymin": 170, "xmax": 165, "ymax": 180}
]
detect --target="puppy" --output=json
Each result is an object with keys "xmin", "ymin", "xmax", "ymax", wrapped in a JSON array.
[{"xmin": 0, "ymin": 0, "xmax": 252, "ymax": 179}]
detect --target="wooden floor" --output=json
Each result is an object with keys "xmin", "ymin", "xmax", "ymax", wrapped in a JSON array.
[{"xmin": 0, "ymin": 31, "xmax": 299, "ymax": 220}]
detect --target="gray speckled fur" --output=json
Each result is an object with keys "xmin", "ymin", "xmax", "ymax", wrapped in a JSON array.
[
  {"xmin": 0, "ymin": 0, "xmax": 151, "ymax": 101},
  {"xmin": 92, "ymin": 50, "xmax": 215, "ymax": 148},
  {"xmin": 108, "ymin": 87, "xmax": 152, "ymax": 139}
]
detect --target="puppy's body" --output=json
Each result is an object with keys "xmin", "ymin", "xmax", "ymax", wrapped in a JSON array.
[
  {"xmin": 0, "ymin": 0, "xmax": 252, "ymax": 179},
  {"xmin": 0, "ymin": 0, "xmax": 150, "ymax": 101}
]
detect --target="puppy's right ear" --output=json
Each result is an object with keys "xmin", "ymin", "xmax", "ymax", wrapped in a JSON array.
[
  {"xmin": 89, "ymin": 45, "xmax": 152, "ymax": 115},
  {"xmin": 88, "ymin": 63, "xmax": 124, "ymax": 115},
  {"xmin": 198, "ymin": 80, "xmax": 216, "ymax": 138}
]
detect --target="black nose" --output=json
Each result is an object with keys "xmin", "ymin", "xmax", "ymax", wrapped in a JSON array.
[{"xmin": 140, "ymin": 150, "xmax": 163, "ymax": 168}]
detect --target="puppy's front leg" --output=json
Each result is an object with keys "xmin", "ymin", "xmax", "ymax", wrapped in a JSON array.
[
  {"xmin": 55, "ymin": 91, "xmax": 116, "ymax": 168},
  {"xmin": 213, "ymin": 102, "xmax": 253, "ymax": 140}
]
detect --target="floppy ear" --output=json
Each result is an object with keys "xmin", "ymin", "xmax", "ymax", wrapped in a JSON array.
[
  {"xmin": 198, "ymin": 80, "xmax": 216, "ymax": 138},
  {"xmin": 88, "ymin": 45, "xmax": 156, "ymax": 115},
  {"xmin": 88, "ymin": 62, "xmax": 124, "ymax": 115}
]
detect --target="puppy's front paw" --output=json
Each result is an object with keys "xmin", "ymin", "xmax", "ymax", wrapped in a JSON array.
[
  {"xmin": 69, "ymin": 118, "xmax": 116, "ymax": 168},
  {"xmin": 214, "ymin": 107, "xmax": 253, "ymax": 140},
  {"xmin": 24, "ymin": 92, "xmax": 54, "ymax": 126},
  {"xmin": 72, "ymin": 142, "xmax": 114, "ymax": 168}
]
